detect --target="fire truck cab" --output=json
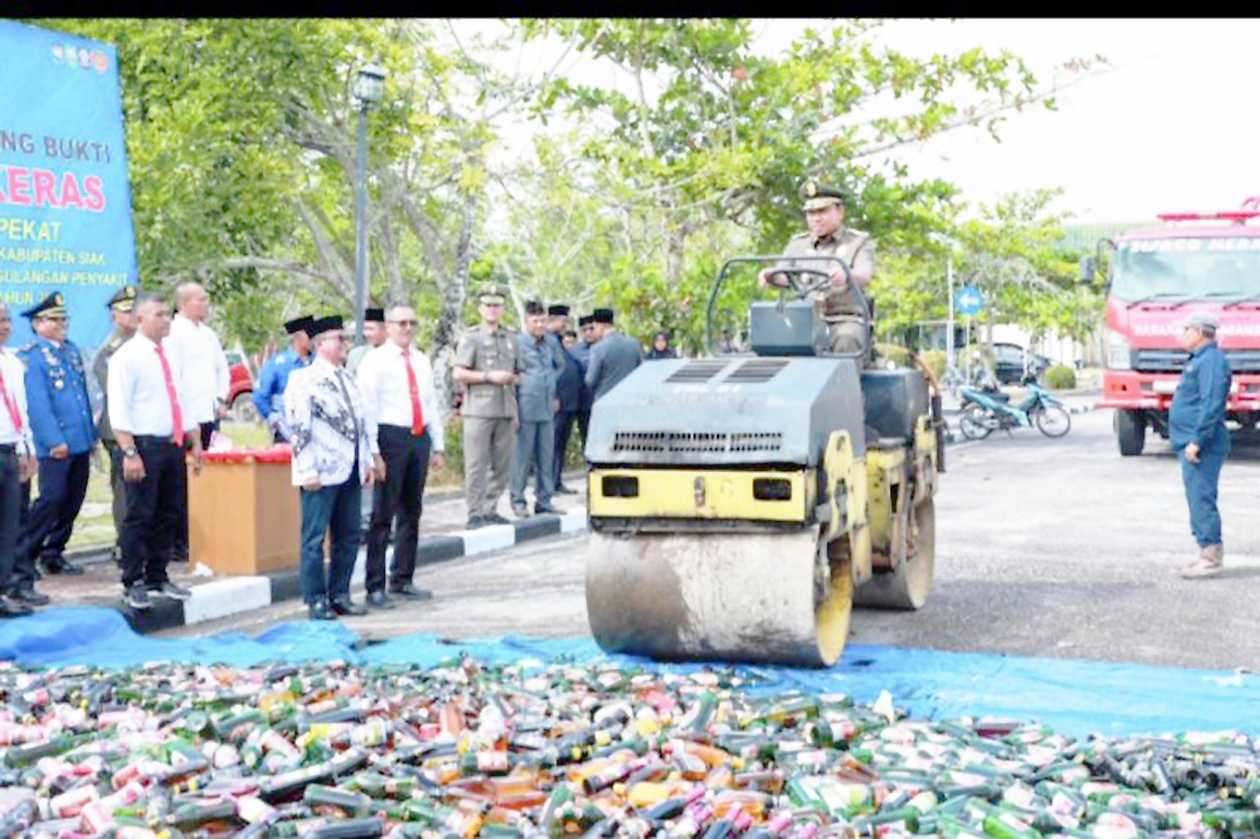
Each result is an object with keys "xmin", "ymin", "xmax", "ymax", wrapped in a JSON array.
[{"xmin": 1094, "ymin": 200, "xmax": 1260, "ymax": 455}]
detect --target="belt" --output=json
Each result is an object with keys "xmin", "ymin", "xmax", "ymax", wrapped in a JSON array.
[
  {"xmin": 133, "ymin": 435, "xmax": 182, "ymax": 446},
  {"xmin": 380, "ymin": 423, "xmax": 428, "ymax": 437}
]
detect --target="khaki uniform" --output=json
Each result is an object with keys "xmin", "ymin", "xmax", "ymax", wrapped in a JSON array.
[
  {"xmin": 779, "ymin": 227, "xmax": 876, "ymax": 356},
  {"xmin": 92, "ymin": 327, "xmax": 129, "ymax": 548},
  {"xmin": 455, "ymin": 324, "xmax": 521, "ymax": 517}
]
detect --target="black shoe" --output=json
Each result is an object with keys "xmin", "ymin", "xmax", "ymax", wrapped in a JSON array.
[
  {"xmin": 484, "ymin": 512, "xmax": 511, "ymax": 526},
  {"xmin": 388, "ymin": 582, "xmax": 433, "ymax": 601},
  {"xmin": 41, "ymin": 557, "xmax": 85, "ymax": 576},
  {"xmin": 10, "ymin": 588, "xmax": 50, "ymax": 606},
  {"xmin": 329, "ymin": 596, "xmax": 367, "ymax": 617},
  {"xmin": 511, "ymin": 504, "xmax": 530, "ymax": 519},
  {"xmin": 124, "ymin": 584, "xmax": 152, "ymax": 611},
  {"xmin": 153, "ymin": 582, "xmax": 192, "ymax": 601},
  {"xmin": 308, "ymin": 601, "xmax": 336, "ymax": 621},
  {"xmin": 554, "ymin": 484, "xmax": 577, "ymax": 495},
  {"xmin": 0, "ymin": 598, "xmax": 33, "ymax": 617},
  {"xmin": 366, "ymin": 590, "xmax": 396, "ymax": 609},
  {"xmin": 466, "ymin": 515, "xmax": 486, "ymax": 530},
  {"xmin": 533, "ymin": 502, "xmax": 563, "ymax": 515}
]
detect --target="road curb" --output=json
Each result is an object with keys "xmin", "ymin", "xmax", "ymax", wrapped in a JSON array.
[{"xmin": 118, "ymin": 507, "xmax": 589, "ymax": 635}]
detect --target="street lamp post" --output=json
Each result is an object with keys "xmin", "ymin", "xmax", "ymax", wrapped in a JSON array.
[{"xmin": 352, "ymin": 63, "xmax": 386, "ymax": 344}]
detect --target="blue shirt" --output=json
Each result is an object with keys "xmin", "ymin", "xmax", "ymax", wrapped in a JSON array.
[
  {"xmin": 252, "ymin": 347, "xmax": 311, "ymax": 420},
  {"xmin": 1169, "ymin": 341, "xmax": 1231, "ymax": 452},
  {"xmin": 20, "ymin": 336, "xmax": 96, "ymax": 458}
]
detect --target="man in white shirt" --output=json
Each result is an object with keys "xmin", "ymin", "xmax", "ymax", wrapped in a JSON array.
[
  {"xmin": 285, "ymin": 315, "xmax": 377, "ymax": 621},
  {"xmin": 357, "ymin": 304, "xmax": 445, "ymax": 608},
  {"xmin": 166, "ymin": 281, "xmax": 230, "ymax": 565},
  {"xmin": 0, "ymin": 303, "xmax": 38, "ymax": 617},
  {"xmin": 346, "ymin": 307, "xmax": 386, "ymax": 377},
  {"xmin": 107, "ymin": 293, "xmax": 203, "ymax": 611}
]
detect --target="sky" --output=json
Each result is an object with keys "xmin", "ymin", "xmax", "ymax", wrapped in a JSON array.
[{"xmin": 484, "ymin": 18, "xmax": 1260, "ymax": 227}]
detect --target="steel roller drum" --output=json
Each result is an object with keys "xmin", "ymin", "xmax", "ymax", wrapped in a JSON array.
[{"xmin": 585, "ymin": 530, "xmax": 852, "ymax": 668}]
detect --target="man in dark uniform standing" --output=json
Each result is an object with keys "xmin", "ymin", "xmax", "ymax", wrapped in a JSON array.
[
  {"xmin": 547, "ymin": 305, "xmax": 582, "ymax": 494},
  {"xmin": 585, "ymin": 308, "xmax": 642, "ymax": 402},
  {"xmin": 572, "ymin": 314, "xmax": 598, "ymax": 447},
  {"xmin": 17, "ymin": 291, "xmax": 97, "ymax": 582},
  {"xmin": 93, "ymin": 286, "xmax": 138, "ymax": 565}
]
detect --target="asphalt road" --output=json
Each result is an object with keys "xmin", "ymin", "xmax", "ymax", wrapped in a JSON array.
[{"xmin": 161, "ymin": 404, "xmax": 1260, "ymax": 671}]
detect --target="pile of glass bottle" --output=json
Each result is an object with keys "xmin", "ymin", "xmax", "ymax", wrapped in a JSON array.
[{"xmin": 1, "ymin": 655, "xmax": 1257, "ymax": 838}]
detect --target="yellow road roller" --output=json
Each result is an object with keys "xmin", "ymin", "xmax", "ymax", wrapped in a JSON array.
[{"xmin": 583, "ymin": 256, "xmax": 946, "ymax": 667}]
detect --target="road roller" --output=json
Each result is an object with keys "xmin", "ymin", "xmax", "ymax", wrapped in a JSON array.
[{"xmin": 583, "ymin": 256, "xmax": 945, "ymax": 667}]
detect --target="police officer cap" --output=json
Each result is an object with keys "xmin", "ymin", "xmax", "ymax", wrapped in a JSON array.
[
  {"xmin": 21, "ymin": 291, "xmax": 66, "ymax": 320},
  {"xmin": 593, "ymin": 308, "xmax": 615, "ymax": 325},
  {"xmin": 478, "ymin": 284, "xmax": 508, "ymax": 305},
  {"xmin": 548, "ymin": 304, "xmax": 570, "ymax": 317},
  {"xmin": 107, "ymin": 285, "xmax": 138, "ymax": 313},
  {"xmin": 1184, "ymin": 313, "xmax": 1218, "ymax": 332},
  {"xmin": 799, "ymin": 180, "xmax": 846, "ymax": 211},
  {"xmin": 284, "ymin": 315, "xmax": 315, "ymax": 335},
  {"xmin": 363, "ymin": 307, "xmax": 385, "ymax": 323},
  {"xmin": 578, "ymin": 314, "xmax": 595, "ymax": 327},
  {"xmin": 309, "ymin": 314, "xmax": 344, "ymax": 338}
]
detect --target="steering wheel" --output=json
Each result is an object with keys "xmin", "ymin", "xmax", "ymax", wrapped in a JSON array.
[{"xmin": 763, "ymin": 265, "xmax": 850, "ymax": 300}]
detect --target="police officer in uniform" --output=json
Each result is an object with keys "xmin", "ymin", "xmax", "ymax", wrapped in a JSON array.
[
  {"xmin": 759, "ymin": 181, "xmax": 876, "ymax": 361},
  {"xmin": 452, "ymin": 284, "xmax": 520, "ymax": 529},
  {"xmin": 17, "ymin": 291, "xmax": 97, "ymax": 581},
  {"xmin": 93, "ymin": 286, "xmax": 139, "ymax": 564}
]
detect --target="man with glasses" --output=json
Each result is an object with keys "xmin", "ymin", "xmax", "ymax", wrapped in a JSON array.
[
  {"xmin": 357, "ymin": 305, "xmax": 445, "ymax": 607},
  {"xmin": 453, "ymin": 284, "xmax": 520, "ymax": 529},
  {"xmin": 17, "ymin": 292, "xmax": 96, "ymax": 581},
  {"xmin": 0, "ymin": 303, "xmax": 38, "ymax": 616}
]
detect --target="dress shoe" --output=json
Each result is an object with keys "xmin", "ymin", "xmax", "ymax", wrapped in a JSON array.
[
  {"xmin": 0, "ymin": 598, "xmax": 33, "ymax": 617},
  {"xmin": 484, "ymin": 512, "xmax": 512, "ymax": 526},
  {"xmin": 388, "ymin": 582, "xmax": 433, "ymax": 601},
  {"xmin": 554, "ymin": 484, "xmax": 577, "ymax": 495},
  {"xmin": 533, "ymin": 502, "xmax": 563, "ymax": 515},
  {"xmin": 511, "ymin": 504, "xmax": 530, "ymax": 519},
  {"xmin": 466, "ymin": 515, "xmax": 486, "ymax": 530},
  {"xmin": 366, "ymin": 590, "xmax": 396, "ymax": 609},
  {"xmin": 308, "ymin": 601, "xmax": 336, "ymax": 620},
  {"xmin": 10, "ymin": 588, "xmax": 50, "ymax": 606},
  {"xmin": 330, "ymin": 596, "xmax": 367, "ymax": 617},
  {"xmin": 40, "ymin": 557, "xmax": 84, "ymax": 576}
]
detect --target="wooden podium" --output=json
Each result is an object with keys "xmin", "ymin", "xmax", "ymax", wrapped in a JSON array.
[{"xmin": 189, "ymin": 447, "xmax": 299, "ymax": 576}]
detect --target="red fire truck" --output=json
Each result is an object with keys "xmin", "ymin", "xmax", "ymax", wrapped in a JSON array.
[{"xmin": 1093, "ymin": 199, "xmax": 1260, "ymax": 455}]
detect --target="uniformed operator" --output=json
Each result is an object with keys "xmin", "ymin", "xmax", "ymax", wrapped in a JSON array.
[{"xmin": 758, "ymin": 180, "xmax": 876, "ymax": 358}]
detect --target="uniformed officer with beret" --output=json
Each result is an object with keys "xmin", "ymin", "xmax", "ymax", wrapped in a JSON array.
[
  {"xmin": 452, "ymin": 284, "xmax": 521, "ymax": 529},
  {"xmin": 94, "ymin": 286, "xmax": 139, "ymax": 564},
  {"xmin": 759, "ymin": 180, "xmax": 876, "ymax": 360},
  {"xmin": 16, "ymin": 291, "xmax": 97, "ymax": 581}
]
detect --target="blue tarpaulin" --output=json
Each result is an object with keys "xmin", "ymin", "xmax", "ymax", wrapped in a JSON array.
[{"xmin": 1, "ymin": 607, "xmax": 1256, "ymax": 739}]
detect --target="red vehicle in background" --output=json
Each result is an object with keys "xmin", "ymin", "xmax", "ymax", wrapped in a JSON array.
[
  {"xmin": 225, "ymin": 351, "xmax": 256, "ymax": 422},
  {"xmin": 1093, "ymin": 199, "xmax": 1260, "ymax": 455}
]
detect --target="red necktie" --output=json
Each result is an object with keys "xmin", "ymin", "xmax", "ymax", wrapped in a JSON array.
[
  {"xmin": 402, "ymin": 348, "xmax": 425, "ymax": 437},
  {"xmin": 0, "ymin": 368, "xmax": 21, "ymax": 435},
  {"xmin": 154, "ymin": 344, "xmax": 185, "ymax": 446}
]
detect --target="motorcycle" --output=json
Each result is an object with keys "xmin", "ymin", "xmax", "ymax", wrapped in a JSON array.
[{"xmin": 957, "ymin": 369, "xmax": 1072, "ymax": 440}]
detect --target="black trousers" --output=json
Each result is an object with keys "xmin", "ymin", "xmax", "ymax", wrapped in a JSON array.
[
  {"xmin": 553, "ymin": 410, "xmax": 577, "ymax": 487},
  {"xmin": 10, "ymin": 480, "xmax": 33, "ymax": 593},
  {"xmin": 576, "ymin": 409, "xmax": 592, "ymax": 446},
  {"xmin": 119, "ymin": 437, "xmax": 186, "ymax": 589},
  {"xmin": 171, "ymin": 421, "xmax": 215, "ymax": 562},
  {"xmin": 0, "ymin": 449, "xmax": 22, "ymax": 594},
  {"xmin": 18, "ymin": 451, "xmax": 90, "ymax": 578},
  {"xmin": 365, "ymin": 426, "xmax": 431, "ymax": 593}
]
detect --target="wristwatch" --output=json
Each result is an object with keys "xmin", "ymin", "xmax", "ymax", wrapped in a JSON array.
[{"xmin": 122, "ymin": 446, "xmax": 139, "ymax": 458}]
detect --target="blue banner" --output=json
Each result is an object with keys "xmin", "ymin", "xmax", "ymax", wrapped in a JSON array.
[{"xmin": 0, "ymin": 20, "xmax": 137, "ymax": 355}]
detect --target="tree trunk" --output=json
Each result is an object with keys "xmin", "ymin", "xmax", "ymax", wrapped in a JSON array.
[{"xmin": 431, "ymin": 191, "xmax": 478, "ymax": 412}]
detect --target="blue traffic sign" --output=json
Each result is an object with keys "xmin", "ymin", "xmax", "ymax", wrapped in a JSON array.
[{"xmin": 954, "ymin": 284, "xmax": 986, "ymax": 316}]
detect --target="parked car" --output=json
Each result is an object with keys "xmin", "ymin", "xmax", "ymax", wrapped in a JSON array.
[
  {"xmin": 225, "ymin": 351, "xmax": 256, "ymax": 422},
  {"xmin": 992, "ymin": 342, "xmax": 1052, "ymax": 385}
]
